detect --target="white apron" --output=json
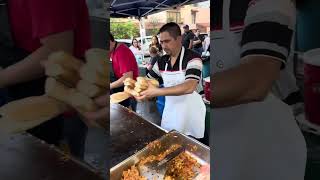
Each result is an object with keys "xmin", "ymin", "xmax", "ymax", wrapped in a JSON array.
[
  {"xmin": 161, "ymin": 47, "xmax": 206, "ymax": 138},
  {"xmin": 211, "ymin": 0, "xmax": 306, "ymax": 179}
]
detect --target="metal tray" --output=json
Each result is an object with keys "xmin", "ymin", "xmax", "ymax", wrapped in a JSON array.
[{"xmin": 110, "ymin": 130, "xmax": 210, "ymax": 180}]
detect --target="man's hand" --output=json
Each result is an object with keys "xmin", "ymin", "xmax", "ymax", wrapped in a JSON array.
[
  {"xmin": 135, "ymin": 81, "xmax": 159, "ymax": 101},
  {"xmin": 83, "ymin": 94, "xmax": 108, "ymax": 127}
]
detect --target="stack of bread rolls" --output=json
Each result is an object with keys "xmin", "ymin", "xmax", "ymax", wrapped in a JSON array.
[
  {"xmin": 110, "ymin": 77, "xmax": 159, "ymax": 104},
  {"xmin": 0, "ymin": 48, "xmax": 108, "ymax": 134}
]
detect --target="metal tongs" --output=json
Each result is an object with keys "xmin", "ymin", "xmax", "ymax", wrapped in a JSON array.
[{"xmin": 147, "ymin": 146, "xmax": 185, "ymax": 170}]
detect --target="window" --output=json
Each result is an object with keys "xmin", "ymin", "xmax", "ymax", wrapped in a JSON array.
[
  {"xmin": 167, "ymin": 11, "xmax": 181, "ymax": 23},
  {"xmin": 191, "ymin": 11, "xmax": 197, "ymax": 24}
]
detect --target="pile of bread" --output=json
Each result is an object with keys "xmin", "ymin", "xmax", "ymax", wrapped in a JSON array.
[
  {"xmin": 110, "ymin": 77, "xmax": 159, "ymax": 104},
  {"xmin": 0, "ymin": 49, "xmax": 108, "ymax": 134}
]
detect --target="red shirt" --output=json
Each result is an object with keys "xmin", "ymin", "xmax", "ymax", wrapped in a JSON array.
[
  {"xmin": 111, "ymin": 44, "xmax": 139, "ymax": 80},
  {"xmin": 8, "ymin": 0, "xmax": 91, "ymax": 58}
]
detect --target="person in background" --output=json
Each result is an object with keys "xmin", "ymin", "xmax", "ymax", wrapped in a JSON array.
[
  {"xmin": 110, "ymin": 33, "xmax": 138, "ymax": 111},
  {"xmin": 129, "ymin": 38, "xmax": 143, "ymax": 64},
  {"xmin": 181, "ymin": 25, "xmax": 195, "ymax": 50},
  {"xmin": 0, "ymin": 0, "xmax": 91, "ymax": 159},
  {"xmin": 146, "ymin": 46, "xmax": 161, "ymax": 75},
  {"xmin": 149, "ymin": 35, "xmax": 162, "ymax": 55},
  {"xmin": 192, "ymin": 29, "xmax": 203, "ymax": 55}
]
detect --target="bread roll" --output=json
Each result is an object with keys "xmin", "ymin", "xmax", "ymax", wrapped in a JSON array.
[
  {"xmin": 45, "ymin": 77, "xmax": 74, "ymax": 104},
  {"xmin": 124, "ymin": 86, "xmax": 140, "ymax": 97},
  {"xmin": 85, "ymin": 48, "xmax": 108, "ymax": 76},
  {"xmin": 44, "ymin": 63, "xmax": 80, "ymax": 87},
  {"xmin": 147, "ymin": 79, "xmax": 160, "ymax": 87},
  {"xmin": 134, "ymin": 87, "xmax": 143, "ymax": 93},
  {"xmin": 68, "ymin": 91, "xmax": 99, "ymax": 113},
  {"xmin": 47, "ymin": 51, "xmax": 83, "ymax": 72},
  {"xmin": 110, "ymin": 92, "xmax": 131, "ymax": 104},
  {"xmin": 137, "ymin": 77, "xmax": 148, "ymax": 85},
  {"xmin": 79, "ymin": 64, "xmax": 108, "ymax": 88},
  {"xmin": 134, "ymin": 82, "xmax": 148, "ymax": 90},
  {"xmin": 76, "ymin": 80, "xmax": 107, "ymax": 98},
  {"xmin": 45, "ymin": 78, "xmax": 98, "ymax": 114},
  {"xmin": 0, "ymin": 96, "xmax": 69, "ymax": 134}
]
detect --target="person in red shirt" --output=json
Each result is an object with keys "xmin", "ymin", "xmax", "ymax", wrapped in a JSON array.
[
  {"xmin": 0, "ymin": 0, "xmax": 91, "ymax": 158},
  {"xmin": 109, "ymin": 33, "xmax": 139, "ymax": 109}
]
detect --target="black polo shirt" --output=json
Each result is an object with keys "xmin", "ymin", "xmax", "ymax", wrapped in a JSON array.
[
  {"xmin": 182, "ymin": 31, "xmax": 195, "ymax": 49},
  {"xmin": 147, "ymin": 48, "xmax": 202, "ymax": 82}
]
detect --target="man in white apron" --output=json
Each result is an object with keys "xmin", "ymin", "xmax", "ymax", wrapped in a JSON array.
[
  {"xmin": 136, "ymin": 22, "xmax": 206, "ymax": 139},
  {"xmin": 211, "ymin": 0, "xmax": 306, "ymax": 179}
]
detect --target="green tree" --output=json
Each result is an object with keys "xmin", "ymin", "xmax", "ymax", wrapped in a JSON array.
[{"xmin": 110, "ymin": 19, "xmax": 140, "ymax": 39}]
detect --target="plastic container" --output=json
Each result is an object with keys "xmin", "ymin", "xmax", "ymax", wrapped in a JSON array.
[{"xmin": 303, "ymin": 48, "xmax": 320, "ymax": 125}]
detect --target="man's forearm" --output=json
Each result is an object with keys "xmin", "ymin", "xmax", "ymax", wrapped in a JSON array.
[
  {"xmin": 110, "ymin": 72, "xmax": 133, "ymax": 89},
  {"xmin": 0, "ymin": 45, "xmax": 54, "ymax": 88},
  {"xmin": 212, "ymin": 57, "xmax": 281, "ymax": 108}
]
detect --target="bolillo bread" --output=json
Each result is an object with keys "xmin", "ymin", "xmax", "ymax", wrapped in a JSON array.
[
  {"xmin": 0, "ymin": 96, "xmax": 69, "ymax": 134},
  {"xmin": 76, "ymin": 80, "xmax": 107, "ymax": 98},
  {"xmin": 85, "ymin": 48, "xmax": 108, "ymax": 77},
  {"xmin": 47, "ymin": 51, "xmax": 83, "ymax": 72},
  {"xmin": 79, "ymin": 64, "xmax": 108, "ymax": 88},
  {"xmin": 43, "ymin": 63, "xmax": 81, "ymax": 87}
]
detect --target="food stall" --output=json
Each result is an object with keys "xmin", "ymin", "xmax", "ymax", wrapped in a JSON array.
[{"xmin": 110, "ymin": 103, "xmax": 210, "ymax": 179}]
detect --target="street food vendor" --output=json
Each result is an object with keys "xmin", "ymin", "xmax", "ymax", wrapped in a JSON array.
[
  {"xmin": 211, "ymin": 0, "xmax": 306, "ymax": 179},
  {"xmin": 136, "ymin": 22, "xmax": 206, "ymax": 139},
  {"xmin": 0, "ymin": 0, "xmax": 91, "ymax": 158}
]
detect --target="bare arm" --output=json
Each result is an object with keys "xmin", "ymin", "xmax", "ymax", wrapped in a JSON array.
[
  {"xmin": 138, "ymin": 79, "xmax": 198, "ymax": 99},
  {"xmin": 0, "ymin": 31, "xmax": 74, "ymax": 88},
  {"xmin": 193, "ymin": 39, "xmax": 202, "ymax": 46},
  {"xmin": 110, "ymin": 71, "xmax": 133, "ymax": 89},
  {"xmin": 212, "ymin": 56, "xmax": 282, "ymax": 108}
]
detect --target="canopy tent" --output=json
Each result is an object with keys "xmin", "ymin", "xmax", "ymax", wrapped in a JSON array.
[{"xmin": 110, "ymin": 0, "xmax": 208, "ymax": 18}]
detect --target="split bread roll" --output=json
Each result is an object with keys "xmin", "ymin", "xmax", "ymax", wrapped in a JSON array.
[
  {"xmin": 76, "ymin": 80, "xmax": 106, "ymax": 98},
  {"xmin": 110, "ymin": 92, "xmax": 131, "ymax": 104},
  {"xmin": 79, "ymin": 64, "xmax": 108, "ymax": 88},
  {"xmin": 0, "ymin": 96, "xmax": 69, "ymax": 134},
  {"xmin": 45, "ymin": 77, "xmax": 74, "ymax": 103},
  {"xmin": 134, "ymin": 82, "xmax": 148, "ymax": 90},
  {"xmin": 137, "ymin": 77, "xmax": 148, "ymax": 85},
  {"xmin": 68, "ymin": 91, "xmax": 99, "ymax": 114},
  {"xmin": 146, "ymin": 78, "xmax": 159, "ymax": 87},
  {"xmin": 47, "ymin": 51, "xmax": 83, "ymax": 72},
  {"xmin": 85, "ymin": 48, "xmax": 108, "ymax": 76},
  {"xmin": 124, "ymin": 86, "xmax": 140, "ymax": 97},
  {"xmin": 43, "ymin": 63, "xmax": 81, "ymax": 87},
  {"xmin": 45, "ymin": 78, "xmax": 98, "ymax": 113}
]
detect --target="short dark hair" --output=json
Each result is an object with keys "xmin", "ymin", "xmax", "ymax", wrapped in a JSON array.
[
  {"xmin": 159, "ymin": 22, "xmax": 181, "ymax": 39},
  {"xmin": 109, "ymin": 32, "xmax": 115, "ymax": 42}
]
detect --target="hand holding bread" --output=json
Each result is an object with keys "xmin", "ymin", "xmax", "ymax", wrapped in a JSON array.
[{"xmin": 0, "ymin": 48, "xmax": 108, "ymax": 134}]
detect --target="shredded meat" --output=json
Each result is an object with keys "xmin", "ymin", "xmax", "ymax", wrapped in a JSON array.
[
  {"xmin": 165, "ymin": 152, "xmax": 201, "ymax": 180},
  {"xmin": 122, "ymin": 166, "xmax": 147, "ymax": 180}
]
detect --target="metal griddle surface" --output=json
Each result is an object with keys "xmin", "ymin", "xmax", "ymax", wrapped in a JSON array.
[
  {"xmin": 0, "ymin": 133, "xmax": 105, "ymax": 180},
  {"xmin": 110, "ymin": 103, "xmax": 166, "ymax": 167}
]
